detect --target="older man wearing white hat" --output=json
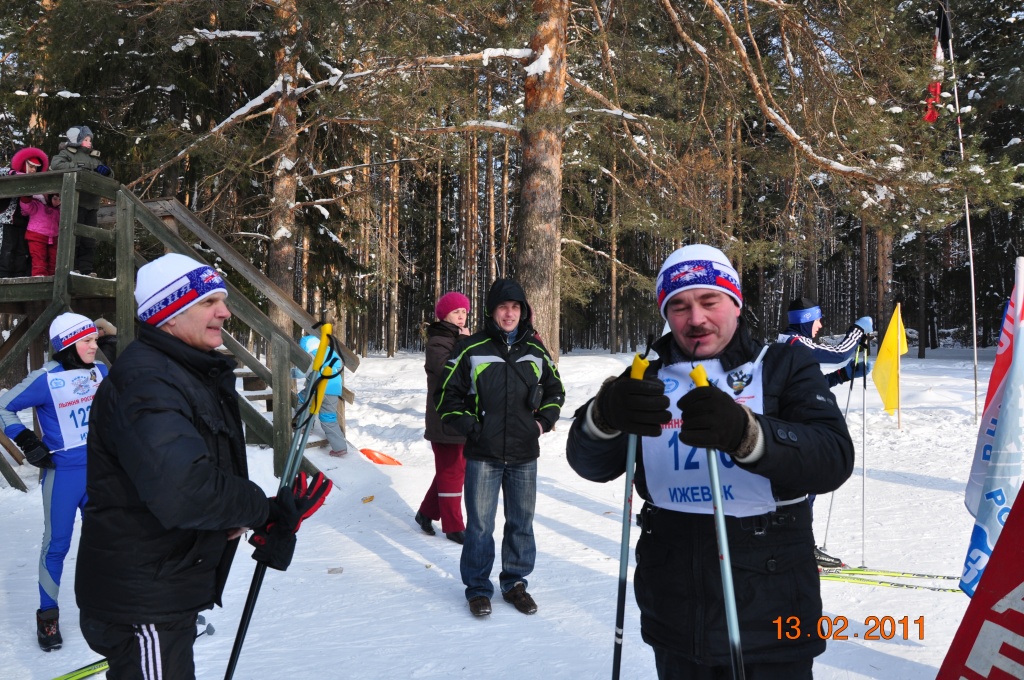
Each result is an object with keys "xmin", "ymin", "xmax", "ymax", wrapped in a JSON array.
[{"xmin": 76, "ymin": 253, "xmax": 332, "ymax": 679}]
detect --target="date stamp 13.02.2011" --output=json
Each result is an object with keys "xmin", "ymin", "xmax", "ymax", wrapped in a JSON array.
[{"xmin": 774, "ymin": 615, "xmax": 925, "ymax": 641}]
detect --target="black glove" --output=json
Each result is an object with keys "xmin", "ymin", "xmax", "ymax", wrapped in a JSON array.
[
  {"xmin": 95, "ymin": 165, "xmax": 112, "ymax": 176},
  {"xmin": 14, "ymin": 430, "xmax": 54, "ymax": 469},
  {"xmin": 250, "ymin": 471, "xmax": 333, "ymax": 571},
  {"xmin": 249, "ymin": 523, "xmax": 296, "ymax": 571},
  {"xmin": 677, "ymin": 386, "xmax": 748, "ymax": 452},
  {"xmin": 594, "ymin": 376, "xmax": 671, "ymax": 437}
]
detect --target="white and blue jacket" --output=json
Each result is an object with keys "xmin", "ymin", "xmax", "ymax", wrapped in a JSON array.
[{"xmin": 0, "ymin": 361, "xmax": 107, "ymax": 468}]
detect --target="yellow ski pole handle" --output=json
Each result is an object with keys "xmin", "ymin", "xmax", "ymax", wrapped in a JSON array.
[
  {"xmin": 630, "ymin": 352, "xmax": 650, "ymax": 380},
  {"xmin": 689, "ymin": 363, "xmax": 709, "ymax": 388},
  {"xmin": 311, "ymin": 365, "xmax": 331, "ymax": 416},
  {"xmin": 308, "ymin": 323, "xmax": 333, "ymax": 416},
  {"xmin": 311, "ymin": 323, "xmax": 332, "ymax": 373}
]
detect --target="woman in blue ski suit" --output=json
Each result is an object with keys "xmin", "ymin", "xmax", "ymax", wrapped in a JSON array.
[{"xmin": 0, "ymin": 313, "xmax": 106, "ymax": 651}]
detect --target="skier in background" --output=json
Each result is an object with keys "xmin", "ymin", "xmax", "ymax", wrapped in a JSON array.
[
  {"xmin": 778, "ymin": 296, "xmax": 872, "ymax": 569},
  {"xmin": 0, "ymin": 313, "xmax": 106, "ymax": 652}
]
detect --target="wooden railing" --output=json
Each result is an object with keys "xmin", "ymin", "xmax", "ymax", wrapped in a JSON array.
[{"xmin": 0, "ymin": 170, "xmax": 358, "ymax": 490}]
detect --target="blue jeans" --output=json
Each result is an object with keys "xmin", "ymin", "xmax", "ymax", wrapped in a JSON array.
[{"xmin": 461, "ymin": 458, "xmax": 537, "ymax": 600}]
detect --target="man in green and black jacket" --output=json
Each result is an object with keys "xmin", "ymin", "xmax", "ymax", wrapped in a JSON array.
[{"xmin": 436, "ymin": 278, "xmax": 565, "ymax": 618}]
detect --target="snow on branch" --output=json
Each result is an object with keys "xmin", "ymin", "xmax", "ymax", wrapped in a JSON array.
[
  {"xmin": 561, "ymin": 238, "xmax": 643, "ymax": 278},
  {"xmin": 171, "ymin": 29, "xmax": 262, "ymax": 52},
  {"xmin": 128, "ymin": 77, "xmax": 284, "ymax": 191},
  {"xmin": 413, "ymin": 120, "xmax": 521, "ymax": 138}
]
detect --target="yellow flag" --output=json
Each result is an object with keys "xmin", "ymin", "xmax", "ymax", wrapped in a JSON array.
[{"xmin": 872, "ymin": 304, "xmax": 909, "ymax": 415}]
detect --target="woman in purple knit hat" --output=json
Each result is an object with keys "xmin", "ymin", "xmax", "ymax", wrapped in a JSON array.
[{"xmin": 415, "ymin": 291, "xmax": 471, "ymax": 544}]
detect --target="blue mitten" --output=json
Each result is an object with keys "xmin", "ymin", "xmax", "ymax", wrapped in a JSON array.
[{"xmin": 853, "ymin": 316, "xmax": 873, "ymax": 335}]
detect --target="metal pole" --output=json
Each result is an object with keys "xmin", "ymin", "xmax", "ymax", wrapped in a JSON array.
[
  {"xmin": 859, "ymin": 347, "xmax": 868, "ymax": 569},
  {"xmin": 824, "ymin": 345, "xmax": 862, "ymax": 550},
  {"xmin": 611, "ymin": 434, "xmax": 637, "ymax": 680},
  {"xmin": 611, "ymin": 348, "xmax": 651, "ymax": 680},
  {"xmin": 690, "ymin": 365, "xmax": 745, "ymax": 680}
]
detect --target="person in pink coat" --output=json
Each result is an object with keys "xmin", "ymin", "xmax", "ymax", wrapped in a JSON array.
[
  {"xmin": 0, "ymin": 146, "xmax": 49, "ymax": 277},
  {"xmin": 20, "ymin": 193, "xmax": 61, "ymax": 276}
]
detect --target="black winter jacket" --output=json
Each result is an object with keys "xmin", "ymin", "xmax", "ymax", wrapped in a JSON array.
[
  {"xmin": 76, "ymin": 323, "xmax": 270, "ymax": 624},
  {"xmin": 567, "ymin": 320, "xmax": 854, "ymax": 665},
  {"xmin": 423, "ymin": 320, "xmax": 467, "ymax": 444},
  {"xmin": 436, "ymin": 279, "xmax": 565, "ymax": 464}
]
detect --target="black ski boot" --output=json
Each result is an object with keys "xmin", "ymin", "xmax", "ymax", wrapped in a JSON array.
[
  {"xmin": 37, "ymin": 608, "xmax": 62, "ymax": 651},
  {"xmin": 814, "ymin": 546, "xmax": 845, "ymax": 570}
]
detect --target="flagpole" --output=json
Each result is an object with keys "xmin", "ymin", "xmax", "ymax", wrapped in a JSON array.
[
  {"xmin": 897, "ymin": 303, "xmax": 905, "ymax": 430},
  {"xmin": 942, "ymin": 0, "xmax": 980, "ymax": 421}
]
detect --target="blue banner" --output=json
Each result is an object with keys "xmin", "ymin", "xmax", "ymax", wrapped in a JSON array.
[{"xmin": 961, "ymin": 318, "xmax": 1024, "ymax": 596}]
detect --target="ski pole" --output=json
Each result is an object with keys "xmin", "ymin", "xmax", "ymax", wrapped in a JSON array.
[
  {"xmin": 689, "ymin": 365, "xmax": 745, "ymax": 680},
  {"xmin": 611, "ymin": 342, "xmax": 652, "ymax": 680},
  {"xmin": 824, "ymin": 345, "xmax": 862, "ymax": 549},
  {"xmin": 859, "ymin": 337, "xmax": 869, "ymax": 569},
  {"xmin": 843, "ymin": 345, "xmax": 861, "ymax": 419},
  {"xmin": 224, "ymin": 324, "xmax": 335, "ymax": 680}
]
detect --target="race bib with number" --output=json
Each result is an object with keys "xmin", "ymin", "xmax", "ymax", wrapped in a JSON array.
[
  {"xmin": 642, "ymin": 358, "xmax": 775, "ymax": 517},
  {"xmin": 47, "ymin": 367, "xmax": 103, "ymax": 450}
]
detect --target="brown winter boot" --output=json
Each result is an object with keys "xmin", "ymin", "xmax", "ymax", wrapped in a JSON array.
[{"xmin": 36, "ymin": 608, "xmax": 62, "ymax": 651}]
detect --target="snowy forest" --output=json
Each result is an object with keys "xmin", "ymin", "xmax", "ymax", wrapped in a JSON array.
[{"xmin": 1, "ymin": 0, "xmax": 1022, "ymax": 357}]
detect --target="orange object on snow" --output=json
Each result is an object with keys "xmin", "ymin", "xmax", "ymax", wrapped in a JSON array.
[{"xmin": 359, "ymin": 448, "xmax": 402, "ymax": 465}]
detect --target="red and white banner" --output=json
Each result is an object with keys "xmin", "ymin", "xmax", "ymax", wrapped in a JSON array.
[{"xmin": 938, "ymin": 500, "xmax": 1024, "ymax": 679}]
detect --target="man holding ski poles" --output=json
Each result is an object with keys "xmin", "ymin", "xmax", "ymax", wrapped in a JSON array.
[
  {"xmin": 76, "ymin": 253, "xmax": 331, "ymax": 679},
  {"xmin": 567, "ymin": 244, "xmax": 854, "ymax": 679}
]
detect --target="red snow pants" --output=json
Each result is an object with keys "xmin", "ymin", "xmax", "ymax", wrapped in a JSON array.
[{"xmin": 418, "ymin": 442, "xmax": 466, "ymax": 533}]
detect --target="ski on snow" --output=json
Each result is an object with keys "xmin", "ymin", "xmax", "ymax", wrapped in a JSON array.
[
  {"xmin": 52, "ymin": 616, "xmax": 215, "ymax": 680},
  {"xmin": 819, "ymin": 566, "xmax": 960, "ymax": 581},
  {"xmin": 819, "ymin": 573, "xmax": 963, "ymax": 593}
]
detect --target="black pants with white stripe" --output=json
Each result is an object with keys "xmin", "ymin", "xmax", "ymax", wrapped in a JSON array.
[{"xmin": 80, "ymin": 611, "xmax": 198, "ymax": 680}]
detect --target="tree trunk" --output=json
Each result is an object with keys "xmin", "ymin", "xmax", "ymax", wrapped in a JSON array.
[
  {"xmin": 609, "ymin": 154, "xmax": 618, "ymax": 353},
  {"xmin": 387, "ymin": 139, "xmax": 400, "ymax": 357},
  {"xmin": 266, "ymin": 0, "xmax": 300, "ymax": 343},
  {"xmin": 486, "ymin": 134, "xmax": 497, "ymax": 286},
  {"xmin": 435, "ymin": 158, "xmax": 443, "ymax": 303},
  {"xmin": 918, "ymin": 232, "xmax": 927, "ymax": 358},
  {"xmin": 500, "ymin": 137, "xmax": 510, "ymax": 279},
  {"xmin": 517, "ymin": 0, "xmax": 569, "ymax": 359},
  {"xmin": 876, "ymin": 229, "xmax": 894, "ymax": 340},
  {"xmin": 859, "ymin": 219, "xmax": 868, "ymax": 317}
]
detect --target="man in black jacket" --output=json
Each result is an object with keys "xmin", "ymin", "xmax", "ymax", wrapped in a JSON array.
[
  {"xmin": 77, "ymin": 253, "xmax": 329, "ymax": 679},
  {"xmin": 436, "ymin": 278, "xmax": 565, "ymax": 617},
  {"xmin": 567, "ymin": 245, "xmax": 854, "ymax": 679}
]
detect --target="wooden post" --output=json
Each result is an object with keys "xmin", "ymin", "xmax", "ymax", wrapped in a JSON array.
[
  {"xmin": 54, "ymin": 172, "xmax": 80, "ymax": 307},
  {"xmin": 0, "ymin": 428, "xmax": 28, "ymax": 492},
  {"xmin": 116, "ymin": 191, "xmax": 136, "ymax": 350}
]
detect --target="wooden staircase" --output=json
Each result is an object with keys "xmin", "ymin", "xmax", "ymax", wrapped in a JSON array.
[{"xmin": 0, "ymin": 170, "xmax": 358, "ymax": 491}]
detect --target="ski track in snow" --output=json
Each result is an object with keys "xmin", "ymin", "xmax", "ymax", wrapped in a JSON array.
[{"xmin": 0, "ymin": 347, "xmax": 985, "ymax": 679}]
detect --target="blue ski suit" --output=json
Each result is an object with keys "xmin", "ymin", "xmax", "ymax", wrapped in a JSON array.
[{"xmin": 0, "ymin": 360, "xmax": 107, "ymax": 611}]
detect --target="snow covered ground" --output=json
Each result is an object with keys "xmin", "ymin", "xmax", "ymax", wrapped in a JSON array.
[{"xmin": 0, "ymin": 346, "xmax": 988, "ymax": 679}]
